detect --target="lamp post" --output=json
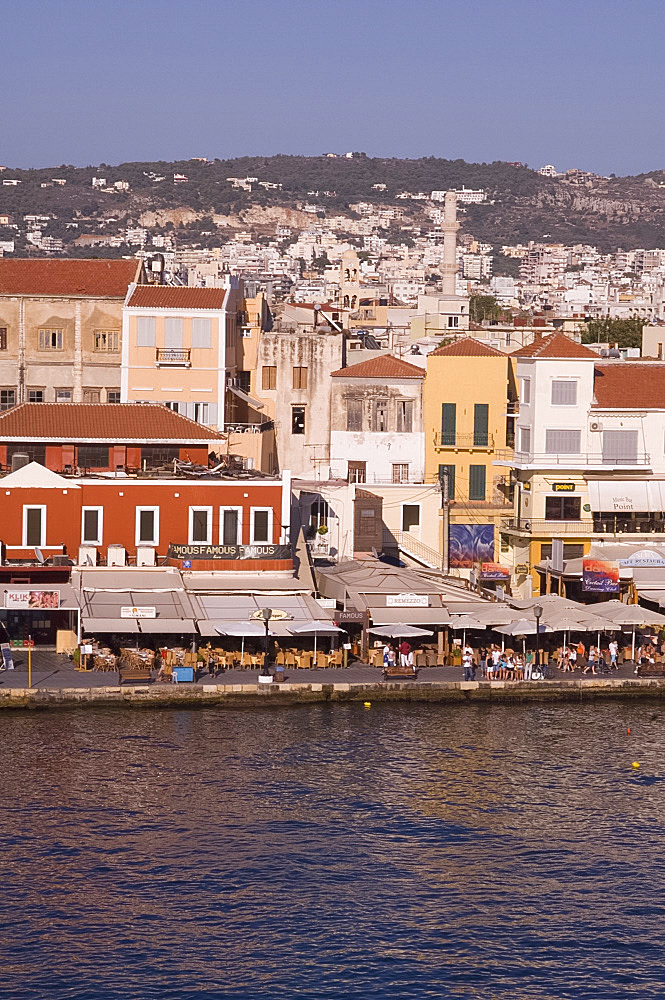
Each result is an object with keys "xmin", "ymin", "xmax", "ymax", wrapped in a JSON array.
[
  {"xmin": 260, "ymin": 607, "xmax": 272, "ymax": 675},
  {"xmin": 534, "ymin": 604, "xmax": 543, "ymax": 672}
]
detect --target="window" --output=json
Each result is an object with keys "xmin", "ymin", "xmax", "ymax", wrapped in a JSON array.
[
  {"xmin": 441, "ymin": 403, "xmax": 456, "ymax": 446},
  {"xmin": 23, "ymin": 505, "xmax": 46, "ymax": 547},
  {"xmin": 193, "ymin": 402, "xmax": 209, "ymax": 424},
  {"xmin": 236, "ymin": 371, "xmax": 251, "ymax": 393},
  {"xmin": 38, "ymin": 329, "xmax": 63, "ymax": 350},
  {"xmin": 438, "ymin": 464, "xmax": 456, "ymax": 500},
  {"xmin": 473, "ymin": 403, "xmax": 489, "ymax": 446},
  {"xmin": 135, "ymin": 507, "xmax": 159, "ymax": 545},
  {"xmin": 220, "ymin": 507, "xmax": 242, "ymax": 546},
  {"xmin": 189, "ymin": 506, "xmax": 212, "ymax": 545},
  {"xmin": 292, "ymin": 366, "xmax": 308, "ymax": 390},
  {"xmin": 192, "ymin": 318, "xmax": 212, "ymax": 348},
  {"xmin": 8, "ymin": 445, "xmax": 45, "ymax": 466},
  {"xmin": 56, "ymin": 389, "xmax": 72, "ymax": 402},
  {"xmin": 140, "ymin": 446, "xmax": 180, "ymax": 468},
  {"xmin": 93, "ymin": 330, "xmax": 119, "ymax": 352},
  {"xmin": 346, "ymin": 397, "xmax": 362, "ymax": 431},
  {"xmin": 28, "ymin": 390, "xmax": 43, "ymax": 403},
  {"xmin": 392, "ymin": 463, "xmax": 409, "ymax": 483},
  {"xmin": 0, "ymin": 389, "xmax": 15, "ymax": 411},
  {"xmin": 0, "ymin": 328, "xmax": 6, "ymax": 350},
  {"xmin": 551, "ymin": 380, "xmax": 578, "ymax": 406},
  {"xmin": 292, "ymin": 406, "xmax": 305, "ymax": 434},
  {"xmin": 447, "ymin": 315, "xmax": 459, "ymax": 328},
  {"xmin": 545, "ymin": 496, "xmax": 581, "ymax": 521},
  {"xmin": 371, "ymin": 398, "xmax": 388, "ymax": 432},
  {"xmin": 348, "ymin": 461, "xmax": 366, "ymax": 483},
  {"xmin": 164, "ymin": 317, "xmax": 183, "ymax": 348},
  {"xmin": 545, "ymin": 429, "xmax": 581, "ymax": 454},
  {"xmin": 83, "ymin": 390, "xmax": 100, "ymax": 403},
  {"xmin": 521, "ymin": 378, "xmax": 531, "ymax": 405},
  {"xmin": 81, "ymin": 507, "xmax": 103, "ymax": 545},
  {"xmin": 469, "ymin": 464, "xmax": 486, "ymax": 501},
  {"xmin": 602, "ymin": 429, "xmax": 638, "ymax": 465},
  {"xmin": 107, "ymin": 390, "xmax": 121, "ymax": 404},
  {"xmin": 136, "ymin": 316, "xmax": 156, "ymax": 347},
  {"xmin": 77, "ymin": 445, "xmax": 109, "ymax": 468},
  {"xmin": 402, "ymin": 504, "xmax": 420, "ymax": 532},
  {"xmin": 396, "ymin": 399, "xmax": 413, "ymax": 433},
  {"xmin": 262, "ymin": 366, "xmax": 277, "ymax": 390},
  {"xmin": 164, "ymin": 401, "xmax": 180, "ymax": 413},
  {"xmin": 541, "ymin": 542, "xmax": 584, "ymax": 559},
  {"xmin": 519, "ymin": 426, "xmax": 531, "ymax": 454},
  {"xmin": 251, "ymin": 507, "xmax": 273, "ymax": 543}
]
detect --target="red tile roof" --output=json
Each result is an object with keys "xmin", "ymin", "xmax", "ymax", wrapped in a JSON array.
[
  {"xmin": 593, "ymin": 363, "xmax": 665, "ymax": 409},
  {"xmin": 510, "ymin": 332, "xmax": 597, "ymax": 359},
  {"xmin": 331, "ymin": 354, "xmax": 425, "ymax": 379},
  {"xmin": 0, "ymin": 258, "xmax": 142, "ymax": 298},
  {"xmin": 430, "ymin": 337, "xmax": 506, "ymax": 357},
  {"xmin": 127, "ymin": 285, "xmax": 226, "ymax": 309},
  {"xmin": 0, "ymin": 403, "xmax": 225, "ymax": 441}
]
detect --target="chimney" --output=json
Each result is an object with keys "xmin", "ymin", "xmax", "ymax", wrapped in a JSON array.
[{"xmin": 441, "ymin": 192, "xmax": 459, "ymax": 297}]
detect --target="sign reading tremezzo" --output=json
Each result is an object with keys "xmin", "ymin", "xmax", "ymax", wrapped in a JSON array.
[
  {"xmin": 386, "ymin": 593, "xmax": 429, "ymax": 607},
  {"xmin": 169, "ymin": 544, "xmax": 291, "ymax": 560}
]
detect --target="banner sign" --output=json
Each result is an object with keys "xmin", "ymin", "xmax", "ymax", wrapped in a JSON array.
[
  {"xmin": 168, "ymin": 544, "xmax": 291, "ymax": 560},
  {"xmin": 120, "ymin": 607, "xmax": 157, "ymax": 619},
  {"xmin": 336, "ymin": 609, "xmax": 368, "ymax": 624},
  {"xmin": 552, "ymin": 483, "xmax": 575, "ymax": 492},
  {"xmin": 386, "ymin": 593, "xmax": 429, "ymax": 607},
  {"xmin": 4, "ymin": 590, "xmax": 60, "ymax": 609},
  {"xmin": 582, "ymin": 558, "xmax": 620, "ymax": 593},
  {"xmin": 479, "ymin": 563, "xmax": 510, "ymax": 581},
  {"xmin": 449, "ymin": 524, "xmax": 494, "ymax": 569}
]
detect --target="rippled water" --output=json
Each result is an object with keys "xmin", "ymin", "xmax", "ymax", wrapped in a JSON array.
[{"xmin": 2, "ymin": 702, "xmax": 665, "ymax": 999}]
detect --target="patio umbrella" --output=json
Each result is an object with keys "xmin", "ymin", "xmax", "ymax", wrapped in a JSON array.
[
  {"xmin": 369, "ymin": 624, "xmax": 434, "ymax": 639},
  {"xmin": 290, "ymin": 619, "xmax": 346, "ymax": 656},
  {"xmin": 588, "ymin": 602, "xmax": 665, "ymax": 661},
  {"xmin": 494, "ymin": 618, "xmax": 552, "ymax": 657},
  {"xmin": 215, "ymin": 620, "xmax": 268, "ymax": 658}
]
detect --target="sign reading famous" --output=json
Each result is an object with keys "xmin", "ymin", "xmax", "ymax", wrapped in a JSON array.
[{"xmin": 168, "ymin": 544, "xmax": 291, "ymax": 560}]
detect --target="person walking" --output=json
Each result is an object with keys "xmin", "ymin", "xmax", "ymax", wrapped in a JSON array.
[
  {"xmin": 462, "ymin": 644, "xmax": 474, "ymax": 681},
  {"xmin": 524, "ymin": 648, "xmax": 534, "ymax": 680},
  {"xmin": 584, "ymin": 645, "xmax": 597, "ymax": 675},
  {"xmin": 609, "ymin": 639, "xmax": 618, "ymax": 670},
  {"xmin": 399, "ymin": 639, "xmax": 411, "ymax": 669}
]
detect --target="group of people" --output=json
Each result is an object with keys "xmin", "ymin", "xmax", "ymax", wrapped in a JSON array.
[
  {"xmin": 463, "ymin": 645, "xmax": 540, "ymax": 681},
  {"xmin": 556, "ymin": 640, "xmax": 619, "ymax": 675},
  {"xmin": 382, "ymin": 639, "xmax": 417, "ymax": 674}
]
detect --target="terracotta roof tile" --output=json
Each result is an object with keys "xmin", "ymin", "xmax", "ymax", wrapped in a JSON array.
[
  {"xmin": 0, "ymin": 403, "xmax": 225, "ymax": 441},
  {"xmin": 510, "ymin": 332, "xmax": 597, "ymax": 359},
  {"xmin": 593, "ymin": 363, "xmax": 665, "ymax": 409},
  {"xmin": 127, "ymin": 285, "xmax": 226, "ymax": 309},
  {"xmin": 330, "ymin": 354, "xmax": 425, "ymax": 378},
  {"xmin": 430, "ymin": 337, "xmax": 506, "ymax": 357},
  {"xmin": 0, "ymin": 258, "xmax": 141, "ymax": 297}
]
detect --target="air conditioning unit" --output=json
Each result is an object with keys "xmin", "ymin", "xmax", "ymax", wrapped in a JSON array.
[
  {"xmin": 52, "ymin": 555, "xmax": 71, "ymax": 567},
  {"xmin": 136, "ymin": 545, "xmax": 156, "ymax": 567},
  {"xmin": 78, "ymin": 545, "xmax": 98, "ymax": 566},
  {"xmin": 590, "ymin": 420, "xmax": 603, "ymax": 432},
  {"xmin": 107, "ymin": 544, "xmax": 126, "ymax": 567}
]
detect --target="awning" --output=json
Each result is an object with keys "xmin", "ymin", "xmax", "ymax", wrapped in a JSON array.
[
  {"xmin": 368, "ymin": 607, "xmax": 452, "ymax": 626},
  {"xmin": 587, "ymin": 480, "xmax": 662, "ymax": 512},
  {"xmin": 138, "ymin": 619, "xmax": 197, "ymax": 634},
  {"xmin": 227, "ymin": 385, "xmax": 265, "ymax": 410},
  {"xmin": 83, "ymin": 618, "xmax": 140, "ymax": 633}
]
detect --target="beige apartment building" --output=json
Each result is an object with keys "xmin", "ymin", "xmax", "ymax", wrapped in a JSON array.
[{"xmin": 0, "ymin": 258, "xmax": 144, "ymax": 408}]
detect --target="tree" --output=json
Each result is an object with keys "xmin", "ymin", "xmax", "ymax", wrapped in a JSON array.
[
  {"xmin": 580, "ymin": 316, "xmax": 644, "ymax": 349},
  {"xmin": 469, "ymin": 294, "xmax": 501, "ymax": 324}
]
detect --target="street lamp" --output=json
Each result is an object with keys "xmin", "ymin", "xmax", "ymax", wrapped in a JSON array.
[
  {"xmin": 260, "ymin": 607, "xmax": 273, "ymax": 675},
  {"xmin": 534, "ymin": 604, "xmax": 543, "ymax": 672}
]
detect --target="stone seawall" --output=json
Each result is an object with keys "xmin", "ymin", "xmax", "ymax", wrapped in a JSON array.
[{"xmin": 2, "ymin": 678, "xmax": 665, "ymax": 710}]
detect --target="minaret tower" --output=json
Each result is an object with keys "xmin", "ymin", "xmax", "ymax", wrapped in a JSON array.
[{"xmin": 441, "ymin": 191, "xmax": 459, "ymax": 296}]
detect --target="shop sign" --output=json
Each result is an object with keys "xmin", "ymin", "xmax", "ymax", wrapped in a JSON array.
[
  {"xmin": 249, "ymin": 609, "xmax": 290, "ymax": 622},
  {"xmin": 479, "ymin": 563, "xmax": 511, "ymax": 581},
  {"xmin": 618, "ymin": 549, "xmax": 665, "ymax": 568},
  {"xmin": 552, "ymin": 483, "xmax": 575, "ymax": 492},
  {"xmin": 120, "ymin": 607, "xmax": 157, "ymax": 619},
  {"xmin": 4, "ymin": 590, "xmax": 60, "ymax": 610},
  {"xmin": 386, "ymin": 593, "xmax": 429, "ymax": 607},
  {"xmin": 515, "ymin": 563, "xmax": 529, "ymax": 575},
  {"xmin": 582, "ymin": 558, "xmax": 620, "ymax": 593},
  {"xmin": 336, "ymin": 609, "xmax": 368, "ymax": 624},
  {"xmin": 168, "ymin": 543, "xmax": 291, "ymax": 560}
]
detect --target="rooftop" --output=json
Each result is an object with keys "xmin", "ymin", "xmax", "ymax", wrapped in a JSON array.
[
  {"xmin": 430, "ymin": 337, "xmax": 506, "ymax": 358},
  {"xmin": 126, "ymin": 285, "xmax": 226, "ymax": 310},
  {"xmin": 0, "ymin": 258, "xmax": 142, "ymax": 298},
  {"xmin": 593, "ymin": 363, "xmax": 665, "ymax": 409},
  {"xmin": 510, "ymin": 332, "xmax": 598, "ymax": 360},
  {"xmin": 0, "ymin": 403, "xmax": 226, "ymax": 441},
  {"xmin": 331, "ymin": 354, "xmax": 425, "ymax": 379}
]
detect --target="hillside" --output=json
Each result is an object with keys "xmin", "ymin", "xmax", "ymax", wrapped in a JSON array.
[{"xmin": 2, "ymin": 155, "xmax": 665, "ymax": 252}]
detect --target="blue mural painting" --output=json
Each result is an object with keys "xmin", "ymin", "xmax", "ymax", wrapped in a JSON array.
[{"xmin": 449, "ymin": 523, "xmax": 494, "ymax": 568}]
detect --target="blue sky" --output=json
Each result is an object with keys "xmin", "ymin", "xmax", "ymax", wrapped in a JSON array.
[{"xmin": 2, "ymin": 0, "xmax": 664, "ymax": 175}]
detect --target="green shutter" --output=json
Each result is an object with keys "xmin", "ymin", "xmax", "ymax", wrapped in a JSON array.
[
  {"xmin": 473, "ymin": 403, "xmax": 489, "ymax": 446},
  {"xmin": 438, "ymin": 464, "xmax": 455, "ymax": 501},
  {"xmin": 469, "ymin": 464, "xmax": 486, "ymax": 501},
  {"xmin": 441, "ymin": 403, "xmax": 456, "ymax": 446}
]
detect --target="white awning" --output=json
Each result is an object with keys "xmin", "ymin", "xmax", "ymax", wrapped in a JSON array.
[
  {"xmin": 227, "ymin": 385, "xmax": 264, "ymax": 410},
  {"xmin": 587, "ymin": 480, "xmax": 653, "ymax": 512}
]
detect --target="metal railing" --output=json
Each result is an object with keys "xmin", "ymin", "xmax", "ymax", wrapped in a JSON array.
[
  {"xmin": 434, "ymin": 432, "xmax": 495, "ymax": 450},
  {"xmin": 156, "ymin": 348, "xmax": 191, "ymax": 365},
  {"xmin": 501, "ymin": 518, "xmax": 595, "ymax": 535},
  {"xmin": 225, "ymin": 420, "xmax": 274, "ymax": 434},
  {"xmin": 384, "ymin": 528, "xmax": 445, "ymax": 571},
  {"xmin": 494, "ymin": 449, "xmax": 651, "ymax": 468}
]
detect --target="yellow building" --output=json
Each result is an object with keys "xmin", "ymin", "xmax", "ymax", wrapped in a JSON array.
[{"xmin": 424, "ymin": 337, "xmax": 516, "ymax": 575}]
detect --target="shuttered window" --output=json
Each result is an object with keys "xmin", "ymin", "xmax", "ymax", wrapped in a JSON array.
[
  {"xmin": 438, "ymin": 464, "xmax": 456, "ymax": 500},
  {"xmin": 441, "ymin": 403, "xmax": 456, "ymax": 446},
  {"xmin": 473, "ymin": 403, "xmax": 489, "ymax": 446},
  {"xmin": 602, "ymin": 430, "xmax": 638, "ymax": 464},
  {"xmin": 551, "ymin": 380, "xmax": 577, "ymax": 405},
  {"xmin": 545, "ymin": 429, "xmax": 581, "ymax": 454},
  {"xmin": 136, "ymin": 317, "xmax": 156, "ymax": 347},
  {"xmin": 469, "ymin": 465, "xmax": 486, "ymax": 501}
]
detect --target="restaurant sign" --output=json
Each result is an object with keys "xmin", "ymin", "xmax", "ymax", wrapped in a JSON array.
[
  {"xmin": 552, "ymin": 483, "xmax": 575, "ymax": 492},
  {"xmin": 582, "ymin": 558, "xmax": 620, "ymax": 593},
  {"xmin": 336, "ymin": 609, "xmax": 368, "ymax": 624},
  {"xmin": 4, "ymin": 590, "xmax": 60, "ymax": 609},
  {"xmin": 121, "ymin": 607, "xmax": 157, "ymax": 619},
  {"xmin": 168, "ymin": 544, "xmax": 291, "ymax": 560},
  {"xmin": 479, "ymin": 563, "xmax": 511, "ymax": 581},
  {"xmin": 386, "ymin": 593, "xmax": 429, "ymax": 607}
]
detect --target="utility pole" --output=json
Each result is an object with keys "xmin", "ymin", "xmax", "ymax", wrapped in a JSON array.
[{"xmin": 439, "ymin": 468, "xmax": 450, "ymax": 575}]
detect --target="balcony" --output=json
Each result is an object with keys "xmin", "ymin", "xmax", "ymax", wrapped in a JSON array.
[
  {"xmin": 502, "ymin": 516, "xmax": 665, "ymax": 537},
  {"xmin": 493, "ymin": 449, "xmax": 652, "ymax": 470},
  {"xmin": 434, "ymin": 432, "xmax": 495, "ymax": 451},
  {"xmin": 156, "ymin": 348, "xmax": 191, "ymax": 367},
  {"xmin": 225, "ymin": 420, "xmax": 274, "ymax": 434}
]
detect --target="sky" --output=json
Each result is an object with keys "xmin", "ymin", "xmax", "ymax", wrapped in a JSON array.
[{"xmin": 2, "ymin": 0, "xmax": 665, "ymax": 175}]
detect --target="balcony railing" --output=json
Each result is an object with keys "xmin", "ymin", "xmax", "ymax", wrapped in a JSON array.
[
  {"xmin": 225, "ymin": 420, "xmax": 274, "ymax": 434},
  {"xmin": 494, "ymin": 449, "xmax": 651, "ymax": 468},
  {"xmin": 434, "ymin": 432, "xmax": 495, "ymax": 450},
  {"xmin": 502, "ymin": 518, "xmax": 595, "ymax": 535},
  {"xmin": 156, "ymin": 348, "xmax": 191, "ymax": 366}
]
